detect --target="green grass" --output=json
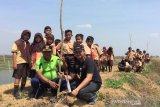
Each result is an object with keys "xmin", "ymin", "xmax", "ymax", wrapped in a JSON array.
[{"xmin": 105, "ymin": 72, "xmax": 143, "ymax": 89}]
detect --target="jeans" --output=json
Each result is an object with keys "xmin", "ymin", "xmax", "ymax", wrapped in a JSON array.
[
  {"xmin": 71, "ymin": 80, "xmax": 101, "ymax": 102},
  {"xmin": 31, "ymin": 77, "xmax": 66, "ymax": 97}
]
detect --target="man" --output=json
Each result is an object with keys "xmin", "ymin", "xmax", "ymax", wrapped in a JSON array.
[
  {"xmin": 31, "ymin": 45, "xmax": 67, "ymax": 98},
  {"xmin": 11, "ymin": 30, "xmax": 31, "ymax": 99},
  {"xmin": 63, "ymin": 45, "xmax": 102, "ymax": 105}
]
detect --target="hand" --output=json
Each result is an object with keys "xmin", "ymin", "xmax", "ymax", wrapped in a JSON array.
[
  {"xmin": 13, "ymin": 64, "xmax": 17, "ymax": 70},
  {"xmin": 49, "ymin": 81, "xmax": 59, "ymax": 88},
  {"xmin": 71, "ymin": 89, "xmax": 79, "ymax": 96},
  {"xmin": 58, "ymin": 72, "xmax": 65, "ymax": 79}
]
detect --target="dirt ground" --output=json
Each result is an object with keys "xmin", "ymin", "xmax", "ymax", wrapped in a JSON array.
[
  {"xmin": 1, "ymin": 65, "xmax": 159, "ymax": 107},
  {"xmin": 0, "ymin": 67, "xmax": 119, "ymax": 107}
]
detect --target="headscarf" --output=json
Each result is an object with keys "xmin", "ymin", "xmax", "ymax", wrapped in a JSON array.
[
  {"xmin": 15, "ymin": 30, "xmax": 31, "ymax": 63},
  {"xmin": 31, "ymin": 33, "xmax": 45, "ymax": 53}
]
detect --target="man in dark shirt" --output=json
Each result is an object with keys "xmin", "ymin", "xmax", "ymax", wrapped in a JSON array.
[{"xmin": 63, "ymin": 44, "xmax": 102, "ymax": 105}]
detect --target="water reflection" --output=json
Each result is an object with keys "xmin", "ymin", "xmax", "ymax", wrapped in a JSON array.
[{"xmin": 0, "ymin": 70, "xmax": 14, "ymax": 85}]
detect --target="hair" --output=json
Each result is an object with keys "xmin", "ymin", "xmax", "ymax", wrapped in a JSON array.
[
  {"xmin": 55, "ymin": 39, "xmax": 61, "ymax": 46},
  {"xmin": 86, "ymin": 36, "xmax": 94, "ymax": 42},
  {"xmin": 136, "ymin": 48, "xmax": 140, "ymax": 52},
  {"xmin": 46, "ymin": 34, "xmax": 54, "ymax": 41},
  {"xmin": 31, "ymin": 33, "xmax": 45, "ymax": 53},
  {"xmin": 65, "ymin": 29, "xmax": 72, "ymax": 34},
  {"xmin": 75, "ymin": 33, "xmax": 84, "ymax": 40},
  {"xmin": 128, "ymin": 47, "xmax": 132, "ymax": 50},
  {"xmin": 44, "ymin": 26, "xmax": 52, "ymax": 33},
  {"xmin": 107, "ymin": 46, "xmax": 113, "ymax": 55}
]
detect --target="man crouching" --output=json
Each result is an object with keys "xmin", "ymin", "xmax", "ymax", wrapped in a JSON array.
[
  {"xmin": 30, "ymin": 45, "xmax": 67, "ymax": 98},
  {"xmin": 63, "ymin": 44, "xmax": 102, "ymax": 105}
]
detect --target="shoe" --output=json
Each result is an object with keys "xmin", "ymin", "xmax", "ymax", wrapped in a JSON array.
[
  {"xmin": 13, "ymin": 90, "xmax": 21, "ymax": 99},
  {"xmin": 87, "ymin": 95, "xmax": 97, "ymax": 105},
  {"xmin": 29, "ymin": 90, "xmax": 36, "ymax": 98}
]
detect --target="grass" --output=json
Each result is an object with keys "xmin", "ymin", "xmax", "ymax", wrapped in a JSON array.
[
  {"xmin": 141, "ymin": 59, "xmax": 160, "ymax": 85},
  {"xmin": 96, "ymin": 91, "xmax": 106, "ymax": 101},
  {"xmin": 105, "ymin": 72, "xmax": 140, "ymax": 89}
]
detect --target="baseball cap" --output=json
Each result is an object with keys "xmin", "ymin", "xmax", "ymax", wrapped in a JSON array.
[
  {"xmin": 42, "ymin": 45, "xmax": 52, "ymax": 52},
  {"xmin": 74, "ymin": 44, "xmax": 84, "ymax": 52}
]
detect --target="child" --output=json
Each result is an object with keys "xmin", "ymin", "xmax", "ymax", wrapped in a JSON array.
[
  {"xmin": 55, "ymin": 39, "xmax": 61, "ymax": 56},
  {"xmin": 86, "ymin": 36, "xmax": 103, "ymax": 71},
  {"xmin": 74, "ymin": 33, "xmax": 90, "ymax": 55},
  {"xmin": 11, "ymin": 30, "xmax": 31, "ymax": 99},
  {"xmin": 30, "ymin": 33, "xmax": 45, "ymax": 78},
  {"xmin": 46, "ymin": 34, "xmax": 56, "ymax": 55},
  {"xmin": 100, "ymin": 47, "xmax": 108, "ymax": 72},
  {"xmin": 56, "ymin": 29, "xmax": 74, "ymax": 74},
  {"xmin": 43, "ymin": 26, "xmax": 52, "ymax": 44},
  {"xmin": 107, "ymin": 47, "xmax": 115, "ymax": 72}
]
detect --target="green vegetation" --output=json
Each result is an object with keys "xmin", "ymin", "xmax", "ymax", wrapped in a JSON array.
[
  {"xmin": 96, "ymin": 91, "xmax": 106, "ymax": 101},
  {"xmin": 0, "ymin": 55, "xmax": 12, "ymax": 71},
  {"xmin": 105, "ymin": 72, "xmax": 142, "ymax": 89}
]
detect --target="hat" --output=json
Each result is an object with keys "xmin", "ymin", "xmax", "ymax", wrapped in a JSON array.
[
  {"xmin": 74, "ymin": 44, "xmax": 84, "ymax": 52},
  {"xmin": 42, "ymin": 45, "xmax": 52, "ymax": 52}
]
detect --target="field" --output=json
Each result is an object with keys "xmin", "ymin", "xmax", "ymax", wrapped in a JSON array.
[{"xmin": 0, "ymin": 57, "xmax": 160, "ymax": 107}]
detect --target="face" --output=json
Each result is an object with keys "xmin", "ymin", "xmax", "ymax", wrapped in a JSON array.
[
  {"xmin": 76, "ymin": 36, "xmax": 83, "ymax": 45},
  {"xmin": 74, "ymin": 50, "xmax": 85, "ymax": 60},
  {"xmin": 47, "ymin": 39, "xmax": 53, "ymax": 45},
  {"xmin": 35, "ymin": 36, "xmax": 42, "ymax": 43},
  {"xmin": 65, "ymin": 32, "xmax": 72, "ymax": 41},
  {"xmin": 86, "ymin": 40, "xmax": 93, "ymax": 47},
  {"xmin": 43, "ymin": 51, "xmax": 52, "ymax": 61},
  {"xmin": 23, "ymin": 33, "xmax": 30, "ymax": 41},
  {"xmin": 45, "ymin": 28, "xmax": 52, "ymax": 35}
]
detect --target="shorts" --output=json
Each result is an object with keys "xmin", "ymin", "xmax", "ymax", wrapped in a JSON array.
[
  {"xmin": 107, "ymin": 60, "xmax": 113, "ymax": 66},
  {"xmin": 12, "ymin": 63, "xmax": 30, "ymax": 79}
]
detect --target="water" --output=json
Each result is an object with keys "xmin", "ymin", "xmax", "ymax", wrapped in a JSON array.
[{"xmin": 0, "ymin": 70, "xmax": 14, "ymax": 85}]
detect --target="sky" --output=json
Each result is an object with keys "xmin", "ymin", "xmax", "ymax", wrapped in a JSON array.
[{"xmin": 0, "ymin": 0, "xmax": 160, "ymax": 56}]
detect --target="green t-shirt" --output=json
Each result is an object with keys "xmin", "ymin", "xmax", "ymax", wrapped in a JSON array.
[{"xmin": 36, "ymin": 55, "xmax": 63, "ymax": 80}]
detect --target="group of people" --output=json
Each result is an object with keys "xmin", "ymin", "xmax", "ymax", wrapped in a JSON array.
[
  {"xmin": 11, "ymin": 26, "xmax": 108, "ymax": 104},
  {"xmin": 118, "ymin": 47, "xmax": 150, "ymax": 72},
  {"xmin": 99, "ymin": 46, "xmax": 115, "ymax": 72}
]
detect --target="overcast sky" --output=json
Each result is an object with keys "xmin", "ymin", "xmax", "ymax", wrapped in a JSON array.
[{"xmin": 0, "ymin": 0, "xmax": 160, "ymax": 56}]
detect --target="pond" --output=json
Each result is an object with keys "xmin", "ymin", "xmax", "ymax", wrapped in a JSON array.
[{"xmin": 0, "ymin": 70, "xmax": 14, "ymax": 85}]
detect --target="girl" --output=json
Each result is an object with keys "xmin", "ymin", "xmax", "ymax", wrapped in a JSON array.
[
  {"xmin": 107, "ymin": 47, "xmax": 115, "ymax": 72},
  {"xmin": 30, "ymin": 33, "xmax": 45, "ymax": 78}
]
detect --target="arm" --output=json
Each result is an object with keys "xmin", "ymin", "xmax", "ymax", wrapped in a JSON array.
[
  {"xmin": 37, "ymin": 71, "xmax": 59, "ymax": 88},
  {"xmin": 71, "ymin": 73, "xmax": 93, "ymax": 96},
  {"xmin": 71, "ymin": 58, "xmax": 94, "ymax": 96},
  {"xmin": 76, "ymin": 73, "xmax": 92, "ymax": 91},
  {"xmin": 12, "ymin": 52, "xmax": 17, "ymax": 69},
  {"xmin": 11, "ymin": 43, "xmax": 17, "ymax": 70}
]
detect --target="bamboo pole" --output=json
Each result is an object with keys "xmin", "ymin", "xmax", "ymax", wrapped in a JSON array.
[{"xmin": 57, "ymin": 0, "xmax": 64, "ymax": 98}]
